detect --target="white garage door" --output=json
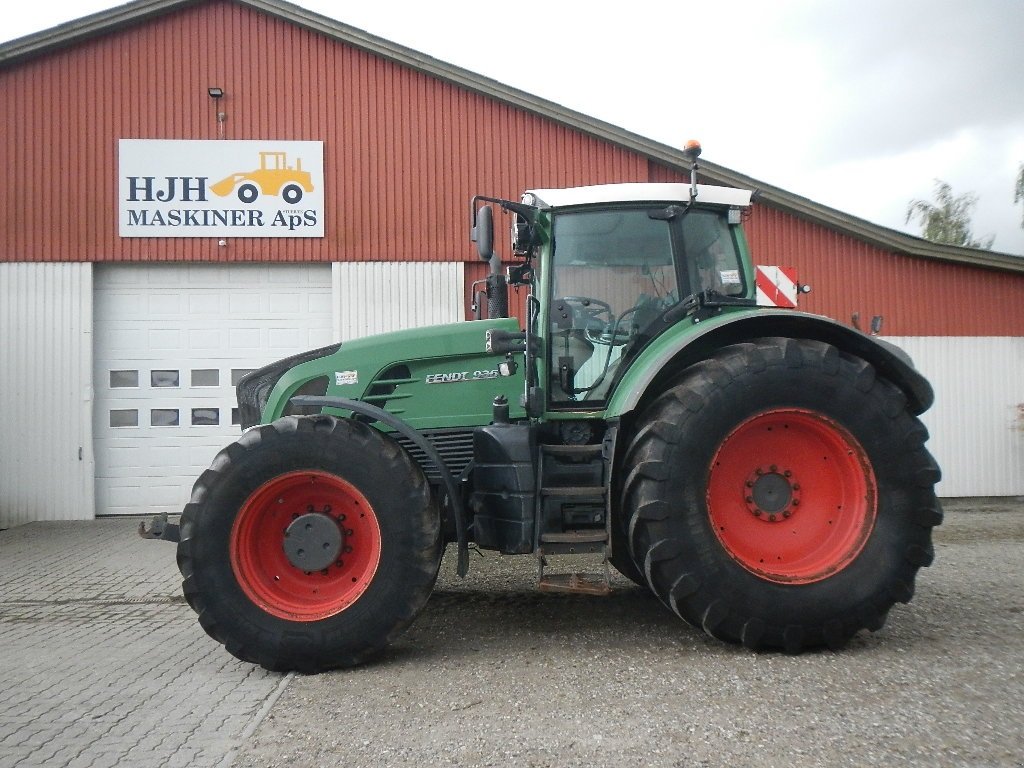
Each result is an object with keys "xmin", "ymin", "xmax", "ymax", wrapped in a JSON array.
[{"xmin": 94, "ymin": 264, "xmax": 333, "ymax": 516}]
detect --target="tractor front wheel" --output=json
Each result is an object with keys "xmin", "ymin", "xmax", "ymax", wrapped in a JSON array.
[
  {"xmin": 177, "ymin": 415, "xmax": 441, "ymax": 671},
  {"xmin": 623, "ymin": 338, "xmax": 942, "ymax": 651}
]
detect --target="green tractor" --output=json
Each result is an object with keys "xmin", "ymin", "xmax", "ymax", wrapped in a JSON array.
[{"xmin": 161, "ymin": 145, "xmax": 941, "ymax": 671}]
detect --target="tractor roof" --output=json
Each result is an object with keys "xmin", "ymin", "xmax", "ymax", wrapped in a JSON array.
[{"xmin": 525, "ymin": 183, "xmax": 752, "ymax": 210}]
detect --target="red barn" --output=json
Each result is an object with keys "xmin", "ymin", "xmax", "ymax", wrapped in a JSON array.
[{"xmin": 1, "ymin": 0, "xmax": 1022, "ymax": 526}]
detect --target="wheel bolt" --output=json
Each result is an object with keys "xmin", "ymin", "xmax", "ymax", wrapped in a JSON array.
[
  {"xmin": 746, "ymin": 496, "xmax": 754, "ymax": 503},
  {"xmin": 784, "ymin": 470, "xmax": 792, "ymax": 478},
  {"xmin": 783, "ymin": 510, "xmax": 791, "ymax": 518},
  {"xmin": 769, "ymin": 514, "xmax": 777, "ymax": 522},
  {"xmin": 770, "ymin": 465, "xmax": 778, "ymax": 472},
  {"xmin": 746, "ymin": 481, "xmax": 754, "ymax": 488},
  {"xmin": 793, "ymin": 499, "xmax": 800, "ymax": 506},
  {"xmin": 793, "ymin": 484, "xmax": 801, "ymax": 491},
  {"xmin": 753, "ymin": 509, "xmax": 762, "ymax": 517}
]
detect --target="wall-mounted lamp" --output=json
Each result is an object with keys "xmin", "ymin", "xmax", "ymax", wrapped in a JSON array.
[{"xmin": 207, "ymin": 86, "xmax": 224, "ymax": 99}]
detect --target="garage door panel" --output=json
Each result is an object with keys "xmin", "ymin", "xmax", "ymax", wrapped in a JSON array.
[
  {"xmin": 229, "ymin": 293, "xmax": 263, "ymax": 314},
  {"xmin": 269, "ymin": 328, "xmax": 307, "ymax": 350},
  {"xmin": 188, "ymin": 329, "xmax": 222, "ymax": 350},
  {"xmin": 148, "ymin": 293, "xmax": 185, "ymax": 314},
  {"xmin": 150, "ymin": 329, "xmax": 185, "ymax": 351},
  {"xmin": 269, "ymin": 293, "xmax": 302, "ymax": 313},
  {"xmin": 94, "ymin": 264, "xmax": 332, "ymax": 516}
]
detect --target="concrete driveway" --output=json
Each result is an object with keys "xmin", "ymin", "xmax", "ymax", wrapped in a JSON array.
[
  {"xmin": 0, "ymin": 521, "xmax": 288, "ymax": 768},
  {"xmin": 1, "ymin": 498, "xmax": 1022, "ymax": 767}
]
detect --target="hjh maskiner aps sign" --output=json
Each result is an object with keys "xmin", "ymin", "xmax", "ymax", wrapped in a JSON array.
[{"xmin": 119, "ymin": 139, "xmax": 325, "ymax": 237}]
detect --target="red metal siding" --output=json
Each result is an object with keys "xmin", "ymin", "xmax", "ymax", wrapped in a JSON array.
[
  {"xmin": 745, "ymin": 206, "xmax": 1024, "ymax": 336},
  {"xmin": 647, "ymin": 162, "xmax": 1024, "ymax": 336},
  {"xmin": 0, "ymin": 1, "xmax": 644, "ymax": 264},
  {"xmin": 2, "ymin": 1, "xmax": 1022, "ymax": 337}
]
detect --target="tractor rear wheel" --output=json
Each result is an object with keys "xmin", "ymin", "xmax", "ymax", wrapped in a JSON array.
[
  {"xmin": 623, "ymin": 338, "xmax": 942, "ymax": 651},
  {"xmin": 177, "ymin": 415, "xmax": 441, "ymax": 671}
]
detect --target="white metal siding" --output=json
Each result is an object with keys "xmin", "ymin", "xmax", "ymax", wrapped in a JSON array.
[
  {"xmin": 887, "ymin": 337, "xmax": 1024, "ymax": 497},
  {"xmin": 0, "ymin": 263, "xmax": 95, "ymax": 527},
  {"xmin": 332, "ymin": 262, "xmax": 464, "ymax": 340}
]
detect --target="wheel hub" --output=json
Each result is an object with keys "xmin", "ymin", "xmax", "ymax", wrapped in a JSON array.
[
  {"xmin": 283, "ymin": 511, "xmax": 344, "ymax": 571},
  {"xmin": 744, "ymin": 466, "xmax": 802, "ymax": 522}
]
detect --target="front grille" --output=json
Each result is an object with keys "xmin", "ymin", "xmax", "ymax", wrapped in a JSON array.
[
  {"xmin": 394, "ymin": 428, "xmax": 476, "ymax": 483},
  {"xmin": 360, "ymin": 364, "xmax": 415, "ymax": 414}
]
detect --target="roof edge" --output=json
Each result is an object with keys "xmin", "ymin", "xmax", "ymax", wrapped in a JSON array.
[{"xmin": 0, "ymin": 0, "xmax": 198, "ymax": 67}]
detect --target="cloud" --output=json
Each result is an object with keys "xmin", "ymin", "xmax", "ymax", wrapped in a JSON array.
[{"xmin": 789, "ymin": 0, "xmax": 1024, "ymax": 163}]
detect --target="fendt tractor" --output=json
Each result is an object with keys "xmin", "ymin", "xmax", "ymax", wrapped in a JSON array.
[{"xmin": 145, "ymin": 143, "xmax": 941, "ymax": 672}]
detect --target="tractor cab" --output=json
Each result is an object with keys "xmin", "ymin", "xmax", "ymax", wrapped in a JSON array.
[
  {"xmin": 473, "ymin": 181, "xmax": 754, "ymax": 413},
  {"xmin": 527, "ymin": 184, "xmax": 752, "ymax": 407}
]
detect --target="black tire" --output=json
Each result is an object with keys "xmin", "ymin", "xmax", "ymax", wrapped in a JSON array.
[
  {"xmin": 177, "ymin": 415, "xmax": 442, "ymax": 672},
  {"xmin": 237, "ymin": 183, "xmax": 259, "ymax": 203},
  {"xmin": 281, "ymin": 183, "xmax": 303, "ymax": 204},
  {"xmin": 623, "ymin": 338, "xmax": 942, "ymax": 651},
  {"xmin": 609, "ymin": 512, "xmax": 647, "ymax": 587}
]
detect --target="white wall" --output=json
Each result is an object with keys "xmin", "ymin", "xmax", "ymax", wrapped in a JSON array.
[
  {"xmin": 887, "ymin": 337, "xmax": 1024, "ymax": 497},
  {"xmin": 332, "ymin": 262, "xmax": 465, "ymax": 340},
  {"xmin": 0, "ymin": 263, "xmax": 95, "ymax": 527}
]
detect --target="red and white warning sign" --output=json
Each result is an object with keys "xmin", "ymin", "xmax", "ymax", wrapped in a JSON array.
[{"xmin": 755, "ymin": 266, "xmax": 799, "ymax": 308}]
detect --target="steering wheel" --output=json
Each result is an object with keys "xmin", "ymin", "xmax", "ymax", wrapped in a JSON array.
[
  {"xmin": 552, "ymin": 296, "xmax": 612, "ymax": 326},
  {"xmin": 552, "ymin": 296, "xmax": 628, "ymax": 345}
]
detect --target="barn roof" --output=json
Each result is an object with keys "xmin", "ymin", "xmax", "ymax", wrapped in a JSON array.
[{"xmin": 2, "ymin": 0, "xmax": 1021, "ymax": 274}]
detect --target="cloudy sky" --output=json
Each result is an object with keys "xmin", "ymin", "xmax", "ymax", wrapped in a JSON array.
[{"xmin": 6, "ymin": 0, "xmax": 1024, "ymax": 254}]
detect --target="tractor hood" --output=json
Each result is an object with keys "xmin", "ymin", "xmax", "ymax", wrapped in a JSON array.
[{"xmin": 248, "ymin": 318, "xmax": 527, "ymax": 430}]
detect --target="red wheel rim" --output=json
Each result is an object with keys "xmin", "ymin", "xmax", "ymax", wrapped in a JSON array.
[
  {"xmin": 230, "ymin": 470, "xmax": 381, "ymax": 621},
  {"xmin": 707, "ymin": 409, "xmax": 876, "ymax": 584}
]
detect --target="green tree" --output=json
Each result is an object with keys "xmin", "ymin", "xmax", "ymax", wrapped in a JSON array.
[
  {"xmin": 1015, "ymin": 163, "xmax": 1024, "ymax": 230},
  {"xmin": 905, "ymin": 179, "xmax": 994, "ymax": 249}
]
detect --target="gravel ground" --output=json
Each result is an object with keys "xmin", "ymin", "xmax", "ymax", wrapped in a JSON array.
[{"xmin": 235, "ymin": 499, "xmax": 1024, "ymax": 768}]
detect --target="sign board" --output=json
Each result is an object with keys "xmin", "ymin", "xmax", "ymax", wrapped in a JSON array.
[{"xmin": 119, "ymin": 139, "xmax": 324, "ymax": 237}]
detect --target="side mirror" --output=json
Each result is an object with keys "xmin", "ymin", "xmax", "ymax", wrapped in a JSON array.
[{"xmin": 474, "ymin": 205, "xmax": 494, "ymax": 261}]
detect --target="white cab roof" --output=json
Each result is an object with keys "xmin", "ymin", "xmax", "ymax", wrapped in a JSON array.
[{"xmin": 525, "ymin": 182, "xmax": 752, "ymax": 209}]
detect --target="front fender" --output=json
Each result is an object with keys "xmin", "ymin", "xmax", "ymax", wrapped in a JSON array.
[{"xmin": 606, "ymin": 309, "xmax": 934, "ymax": 417}]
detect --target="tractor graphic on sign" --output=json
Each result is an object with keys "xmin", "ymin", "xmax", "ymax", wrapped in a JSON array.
[{"xmin": 211, "ymin": 152, "xmax": 314, "ymax": 204}]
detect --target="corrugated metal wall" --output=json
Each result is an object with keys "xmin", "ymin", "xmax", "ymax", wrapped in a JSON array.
[
  {"xmin": 744, "ymin": 207, "xmax": 1024, "ymax": 337},
  {"xmin": 332, "ymin": 262, "xmax": 464, "ymax": 340},
  {"xmin": 888, "ymin": 337, "xmax": 1024, "ymax": 497},
  {"xmin": 3, "ymin": 0, "xmax": 1022, "ymax": 336},
  {"xmin": 648, "ymin": 161, "xmax": 1024, "ymax": 337},
  {"xmin": 0, "ymin": 263, "xmax": 95, "ymax": 527},
  {"xmin": 0, "ymin": 1, "xmax": 643, "ymax": 266}
]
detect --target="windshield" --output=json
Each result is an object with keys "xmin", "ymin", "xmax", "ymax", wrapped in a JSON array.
[{"xmin": 547, "ymin": 206, "xmax": 744, "ymax": 406}]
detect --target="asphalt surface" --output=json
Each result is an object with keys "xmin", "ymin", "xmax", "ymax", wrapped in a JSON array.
[{"xmin": 0, "ymin": 499, "xmax": 1021, "ymax": 768}]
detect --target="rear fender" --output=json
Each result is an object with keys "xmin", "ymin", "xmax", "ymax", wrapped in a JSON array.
[{"xmin": 607, "ymin": 309, "xmax": 934, "ymax": 418}]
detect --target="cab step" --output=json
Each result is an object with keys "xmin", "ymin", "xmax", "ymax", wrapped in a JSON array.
[{"xmin": 537, "ymin": 571, "xmax": 611, "ymax": 596}]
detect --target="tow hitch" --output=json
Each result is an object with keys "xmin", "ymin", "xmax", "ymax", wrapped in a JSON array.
[{"xmin": 138, "ymin": 513, "xmax": 180, "ymax": 542}]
